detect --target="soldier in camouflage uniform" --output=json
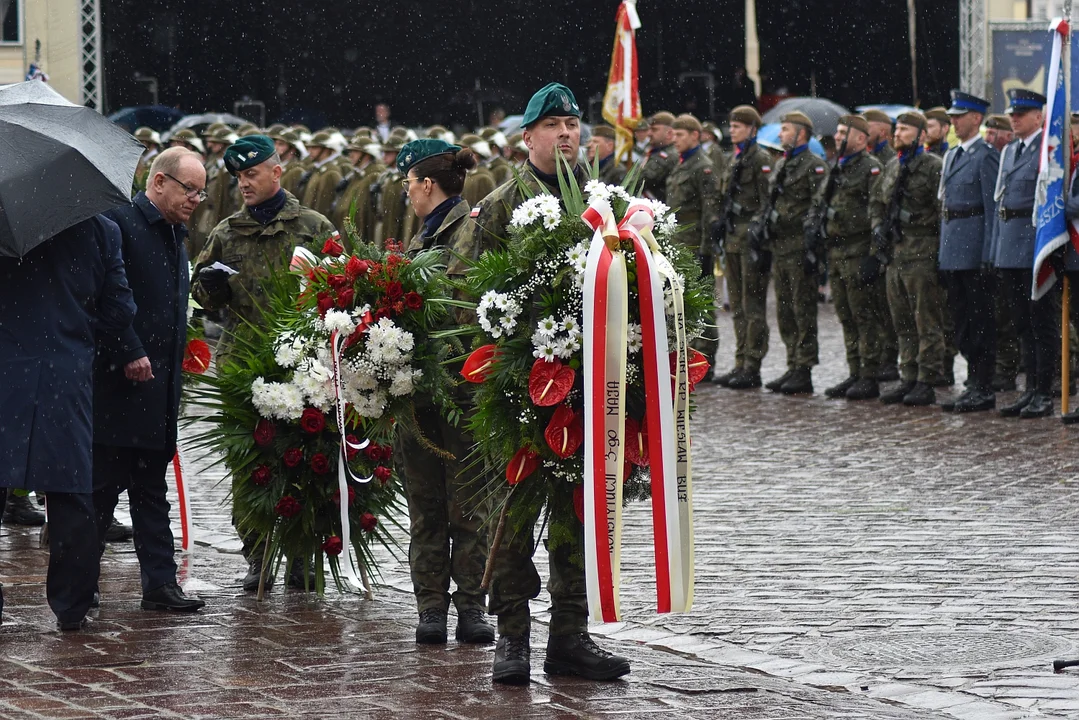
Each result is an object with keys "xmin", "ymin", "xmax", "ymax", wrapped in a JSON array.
[
  {"xmin": 480, "ymin": 127, "xmax": 514, "ymax": 185},
  {"xmin": 330, "ymin": 135, "xmax": 385, "ymax": 236},
  {"xmin": 712, "ymin": 105, "xmax": 772, "ymax": 389},
  {"xmin": 867, "ymin": 112, "xmax": 947, "ymax": 406},
  {"xmin": 924, "ymin": 107, "xmax": 951, "ymax": 156},
  {"xmin": 187, "ymin": 126, "xmax": 235, "ymax": 259},
  {"xmin": 132, "ymin": 127, "xmax": 161, "ymax": 194},
  {"xmin": 191, "ymin": 136, "xmax": 336, "ymax": 593},
  {"xmin": 702, "ymin": 121, "xmax": 731, "ymax": 184},
  {"xmin": 459, "ymin": 134, "xmax": 498, "ymax": 207},
  {"xmin": 300, "ymin": 131, "xmax": 344, "ymax": 218},
  {"xmin": 750, "ymin": 111, "xmax": 827, "ymax": 395},
  {"xmin": 470, "ymin": 83, "xmax": 631, "ymax": 686},
  {"xmin": 393, "ymin": 139, "xmax": 495, "ymax": 647},
  {"xmin": 640, "ymin": 111, "xmax": 678, "ymax": 201},
  {"xmin": 665, "ymin": 114, "xmax": 720, "ymax": 369},
  {"xmin": 275, "ymin": 129, "xmax": 307, "ymax": 196},
  {"xmin": 862, "ymin": 108, "xmax": 901, "ymax": 380},
  {"xmin": 371, "ymin": 133, "xmax": 409, "ymax": 247},
  {"xmin": 587, "ymin": 125, "xmax": 627, "ymax": 185},
  {"xmin": 808, "ymin": 115, "xmax": 884, "ymax": 400}
]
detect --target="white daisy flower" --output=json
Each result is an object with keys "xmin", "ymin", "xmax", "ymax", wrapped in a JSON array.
[{"xmin": 535, "ymin": 316, "xmax": 559, "ymax": 337}]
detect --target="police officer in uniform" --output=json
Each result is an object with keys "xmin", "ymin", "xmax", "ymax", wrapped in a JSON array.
[
  {"xmin": 641, "ymin": 111, "xmax": 678, "ymax": 201},
  {"xmin": 712, "ymin": 105, "xmax": 772, "ymax": 389},
  {"xmin": 924, "ymin": 107, "xmax": 951, "ymax": 156},
  {"xmin": 751, "ymin": 111, "xmax": 827, "ymax": 395},
  {"xmin": 811, "ymin": 115, "xmax": 885, "ymax": 400},
  {"xmin": 869, "ymin": 112, "xmax": 947, "ymax": 406},
  {"xmin": 993, "ymin": 89, "xmax": 1056, "ymax": 418},
  {"xmin": 470, "ymin": 83, "xmax": 631, "ymax": 686},
  {"xmin": 938, "ymin": 91, "xmax": 1001, "ymax": 412}
]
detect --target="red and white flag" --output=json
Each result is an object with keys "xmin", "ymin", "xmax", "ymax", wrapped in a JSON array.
[{"xmin": 602, "ymin": 1, "xmax": 643, "ymax": 165}]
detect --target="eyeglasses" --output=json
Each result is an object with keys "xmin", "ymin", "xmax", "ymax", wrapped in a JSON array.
[
  {"xmin": 400, "ymin": 176, "xmax": 426, "ymax": 188},
  {"xmin": 163, "ymin": 173, "xmax": 208, "ymax": 201}
]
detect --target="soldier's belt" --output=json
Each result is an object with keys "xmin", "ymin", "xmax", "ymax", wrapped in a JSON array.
[
  {"xmin": 941, "ymin": 206, "xmax": 985, "ymax": 223},
  {"xmin": 998, "ymin": 206, "xmax": 1034, "ymax": 222}
]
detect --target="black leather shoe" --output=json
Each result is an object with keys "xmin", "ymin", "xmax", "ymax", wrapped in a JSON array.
[
  {"xmin": 880, "ymin": 380, "xmax": 916, "ymax": 405},
  {"xmin": 286, "ymin": 560, "xmax": 316, "ymax": 590},
  {"xmin": 845, "ymin": 378, "xmax": 880, "ymax": 400},
  {"xmin": 57, "ymin": 616, "xmax": 91, "ymax": 632},
  {"xmin": 544, "ymin": 632, "xmax": 631, "ymax": 681},
  {"xmin": 999, "ymin": 390, "xmax": 1034, "ymax": 417},
  {"xmin": 3, "ymin": 492, "xmax": 45, "ymax": 526},
  {"xmin": 779, "ymin": 367, "xmax": 813, "ymax": 395},
  {"xmin": 712, "ymin": 368, "xmax": 741, "ymax": 386},
  {"xmin": 877, "ymin": 365, "xmax": 900, "ymax": 382},
  {"xmin": 902, "ymin": 382, "xmax": 935, "ymax": 406},
  {"xmin": 492, "ymin": 634, "xmax": 531, "ymax": 685},
  {"xmin": 953, "ymin": 388, "xmax": 996, "ymax": 413},
  {"xmin": 242, "ymin": 558, "xmax": 274, "ymax": 593},
  {"xmin": 1019, "ymin": 393, "xmax": 1053, "ymax": 418},
  {"xmin": 765, "ymin": 370, "xmax": 792, "ymax": 392},
  {"xmin": 727, "ymin": 370, "xmax": 762, "ymax": 390},
  {"xmin": 940, "ymin": 388, "xmax": 971, "ymax": 413},
  {"xmin": 104, "ymin": 517, "xmax": 133, "ymax": 543},
  {"xmin": 1062, "ymin": 407, "xmax": 1079, "ymax": 425},
  {"xmin": 416, "ymin": 608, "xmax": 448, "ymax": 644},
  {"xmin": 992, "ymin": 375, "xmax": 1017, "ymax": 392},
  {"xmin": 825, "ymin": 376, "xmax": 858, "ymax": 398},
  {"xmin": 455, "ymin": 608, "xmax": 494, "ymax": 644},
  {"xmin": 141, "ymin": 582, "xmax": 205, "ymax": 612}
]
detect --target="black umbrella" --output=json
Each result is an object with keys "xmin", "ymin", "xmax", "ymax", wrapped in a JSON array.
[
  {"xmin": 761, "ymin": 97, "xmax": 851, "ymax": 138},
  {"xmin": 0, "ymin": 81, "xmax": 144, "ymax": 258}
]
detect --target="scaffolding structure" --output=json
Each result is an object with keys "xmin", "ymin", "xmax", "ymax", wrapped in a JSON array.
[
  {"xmin": 79, "ymin": 0, "xmax": 102, "ymax": 110},
  {"xmin": 959, "ymin": 0, "xmax": 988, "ymax": 97}
]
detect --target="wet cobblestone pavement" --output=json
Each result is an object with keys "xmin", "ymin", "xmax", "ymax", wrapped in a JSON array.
[{"xmin": 3, "ymin": 299, "xmax": 1079, "ymax": 718}]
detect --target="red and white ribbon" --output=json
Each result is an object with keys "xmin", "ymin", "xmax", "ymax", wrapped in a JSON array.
[{"xmin": 172, "ymin": 446, "xmax": 193, "ymax": 552}]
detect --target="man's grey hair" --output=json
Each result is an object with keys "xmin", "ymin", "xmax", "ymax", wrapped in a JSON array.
[{"xmin": 148, "ymin": 146, "xmax": 201, "ymax": 180}]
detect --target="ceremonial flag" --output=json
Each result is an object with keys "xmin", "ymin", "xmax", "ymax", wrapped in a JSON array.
[
  {"xmin": 1033, "ymin": 18, "xmax": 1071, "ymax": 300},
  {"xmin": 25, "ymin": 63, "xmax": 48, "ymax": 83},
  {"xmin": 601, "ymin": 1, "xmax": 643, "ymax": 165}
]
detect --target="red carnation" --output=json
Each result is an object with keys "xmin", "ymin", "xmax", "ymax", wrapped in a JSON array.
[
  {"xmin": 360, "ymin": 512, "xmax": 378, "ymax": 532},
  {"xmin": 253, "ymin": 419, "xmax": 275, "ymax": 447},
  {"xmin": 345, "ymin": 256, "xmax": 368, "ymax": 280},
  {"xmin": 333, "ymin": 486, "xmax": 356, "ymax": 506},
  {"xmin": 251, "ymin": 464, "xmax": 272, "ymax": 486},
  {"xmin": 316, "ymin": 291, "xmax": 334, "ymax": 316},
  {"xmin": 404, "ymin": 291, "xmax": 423, "ymax": 310},
  {"xmin": 385, "ymin": 280, "xmax": 403, "ymax": 300},
  {"xmin": 373, "ymin": 466, "xmax": 392, "ymax": 484},
  {"xmin": 336, "ymin": 288, "xmax": 355, "ymax": 308},
  {"xmin": 321, "ymin": 535, "xmax": 343, "ymax": 556},
  {"xmin": 283, "ymin": 448, "xmax": 304, "ymax": 468},
  {"xmin": 275, "ymin": 495, "xmax": 301, "ymax": 519},
  {"xmin": 300, "ymin": 407, "xmax": 326, "ymax": 434},
  {"xmin": 346, "ymin": 435, "xmax": 363, "ymax": 460},
  {"xmin": 182, "ymin": 339, "xmax": 211, "ymax": 374},
  {"xmin": 310, "ymin": 452, "xmax": 331, "ymax": 475},
  {"xmin": 322, "ymin": 235, "xmax": 344, "ymax": 256}
]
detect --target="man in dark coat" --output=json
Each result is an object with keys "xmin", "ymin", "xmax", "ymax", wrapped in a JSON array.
[
  {"xmin": 0, "ymin": 216, "xmax": 136, "ymax": 630},
  {"xmin": 95, "ymin": 147, "xmax": 206, "ymax": 612}
]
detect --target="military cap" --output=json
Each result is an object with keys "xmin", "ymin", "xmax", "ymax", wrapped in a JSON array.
[
  {"xmin": 396, "ymin": 138, "xmax": 462, "ymax": 175},
  {"xmin": 307, "ymin": 131, "xmax": 334, "ymax": 149},
  {"xmin": 353, "ymin": 126, "xmax": 373, "ymax": 137},
  {"xmin": 224, "ymin": 134, "xmax": 277, "ymax": 175},
  {"xmin": 924, "ymin": 107, "xmax": 950, "ymax": 124},
  {"xmin": 837, "ymin": 114, "xmax": 869, "ymax": 136},
  {"xmin": 861, "ymin": 109, "xmax": 893, "ymax": 125},
  {"xmin": 947, "ymin": 90, "xmax": 990, "ymax": 116},
  {"xmin": 265, "ymin": 123, "xmax": 286, "ymax": 136},
  {"xmin": 133, "ymin": 127, "xmax": 161, "ymax": 145},
  {"xmin": 1006, "ymin": 88, "xmax": 1047, "ymax": 114},
  {"xmin": 458, "ymin": 133, "xmax": 492, "ymax": 159},
  {"xmin": 236, "ymin": 122, "xmax": 260, "ymax": 135},
  {"xmin": 426, "ymin": 124, "xmax": 449, "ymax": 139},
  {"xmin": 238, "ymin": 127, "xmax": 262, "ymax": 138},
  {"xmin": 895, "ymin": 110, "xmax": 927, "ymax": 130},
  {"xmin": 508, "ymin": 132, "xmax": 528, "ymax": 154},
  {"xmin": 210, "ymin": 126, "xmax": 237, "ymax": 145},
  {"xmin": 985, "ymin": 114, "xmax": 1012, "ymax": 130},
  {"xmin": 521, "ymin": 82, "xmax": 582, "ymax": 127},
  {"xmin": 280, "ymin": 129, "xmax": 306, "ymax": 153},
  {"xmin": 591, "ymin": 124, "xmax": 617, "ymax": 140},
  {"xmin": 702, "ymin": 121, "xmax": 721, "ymax": 139},
  {"xmin": 728, "ymin": 105, "xmax": 762, "ymax": 127},
  {"xmin": 649, "ymin": 111, "xmax": 676, "ymax": 127},
  {"xmin": 381, "ymin": 136, "xmax": 406, "ymax": 153},
  {"xmin": 780, "ymin": 111, "xmax": 814, "ymax": 132},
  {"xmin": 170, "ymin": 128, "xmax": 205, "ymax": 153},
  {"xmin": 201, "ymin": 122, "xmax": 228, "ymax": 138},
  {"xmin": 347, "ymin": 136, "xmax": 382, "ymax": 157},
  {"xmin": 267, "ymin": 126, "xmax": 290, "ymax": 142},
  {"xmin": 672, "ymin": 113, "xmax": 703, "ymax": 133}
]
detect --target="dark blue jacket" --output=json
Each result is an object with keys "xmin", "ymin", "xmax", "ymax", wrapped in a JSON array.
[
  {"xmin": 0, "ymin": 217, "xmax": 135, "ymax": 493},
  {"xmin": 96, "ymin": 193, "xmax": 190, "ymax": 450},
  {"xmin": 938, "ymin": 138, "xmax": 1000, "ymax": 270}
]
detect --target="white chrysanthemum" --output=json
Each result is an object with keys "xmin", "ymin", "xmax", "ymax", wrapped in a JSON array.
[
  {"xmin": 499, "ymin": 315, "xmax": 517, "ymax": 333},
  {"xmin": 560, "ymin": 316, "xmax": 580, "ymax": 335},
  {"xmin": 492, "ymin": 293, "xmax": 509, "ymax": 310},
  {"xmin": 534, "ymin": 343, "xmax": 557, "ymax": 361},
  {"xmin": 535, "ymin": 316, "xmax": 559, "ymax": 338},
  {"xmin": 627, "ymin": 323, "xmax": 643, "ymax": 354},
  {"xmin": 322, "ymin": 309, "xmax": 356, "ymax": 336},
  {"xmin": 251, "ymin": 377, "xmax": 305, "ymax": 421},
  {"xmin": 389, "ymin": 368, "xmax": 422, "ymax": 397},
  {"xmin": 542, "ymin": 213, "xmax": 561, "ymax": 231},
  {"xmin": 554, "ymin": 337, "xmax": 577, "ymax": 359},
  {"xmin": 273, "ymin": 338, "xmax": 303, "ymax": 369}
]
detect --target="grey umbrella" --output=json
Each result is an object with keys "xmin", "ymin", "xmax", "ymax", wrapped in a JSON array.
[
  {"xmin": 761, "ymin": 97, "xmax": 851, "ymax": 138},
  {"xmin": 0, "ymin": 81, "xmax": 144, "ymax": 258}
]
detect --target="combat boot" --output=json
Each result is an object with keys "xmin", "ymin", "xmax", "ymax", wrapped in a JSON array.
[
  {"xmin": 492, "ymin": 634, "xmax": 531, "ymax": 685},
  {"xmin": 880, "ymin": 380, "xmax": 916, "ymax": 405},
  {"xmin": 1062, "ymin": 406, "xmax": 1079, "ymax": 424},
  {"xmin": 712, "ymin": 367, "xmax": 741, "ymax": 386},
  {"xmin": 902, "ymin": 382, "xmax": 935, "ymax": 406},
  {"xmin": 726, "ymin": 370, "xmax": 762, "ymax": 390},
  {"xmin": 544, "ymin": 632, "xmax": 631, "ymax": 681},
  {"xmin": 416, "ymin": 608, "xmax": 448, "ymax": 644},
  {"xmin": 3, "ymin": 491, "xmax": 45, "ymax": 526},
  {"xmin": 455, "ymin": 608, "xmax": 495, "ymax": 644},
  {"xmin": 242, "ymin": 556, "xmax": 275, "ymax": 593},
  {"xmin": 844, "ymin": 378, "xmax": 879, "ymax": 400},
  {"xmin": 877, "ymin": 364, "xmax": 900, "ymax": 382},
  {"xmin": 765, "ymin": 369, "xmax": 792, "ymax": 392},
  {"xmin": 824, "ymin": 375, "xmax": 857, "ymax": 398},
  {"xmin": 779, "ymin": 367, "xmax": 813, "ymax": 395}
]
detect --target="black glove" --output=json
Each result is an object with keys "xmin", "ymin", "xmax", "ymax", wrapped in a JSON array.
[
  {"xmin": 1049, "ymin": 248, "xmax": 1067, "ymax": 278},
  {"xmin": 710, "ymin": 220, "xmax": 726, "ymax": 254},
  {"xmin": 870, "ymin": 226, "xmax": 889, "ymax": 256},
  {"xmin": 859, "ymin": 254, "xmax": 882, "ymax": 284},
  {"xmin": 747, "ymin": 221, "xmax": 765, "ymax": 250},
  {"xmin": 196, "ymin": 267, "xmax": 232, "ymax": 301}
]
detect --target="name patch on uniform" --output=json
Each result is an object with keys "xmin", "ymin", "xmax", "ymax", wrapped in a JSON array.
[
  {"xmin": 870, "ymin": 167, "xmax": 881, "ymax": 175},
  {"xmin": 762, "ymin": 166, "xmax": 771, "ymax": 173},
  {"xmin": 470, "ymin": 206, "xmax": 481, "ymax": 218}
]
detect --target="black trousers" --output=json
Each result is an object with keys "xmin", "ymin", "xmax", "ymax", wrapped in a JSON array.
[
  {"xmin": 0, "ymin": 489, "xmax": 99, "ymax": 624},
  {"xmin": 999, "ymin": 268, "xmax": 1060, "ymax": 395},
  {"xmin": 943, "ymin": 269, "xmax": 997, "ymax": 391},
  {"xmin": 92, "ymin": 444, "xmax": 178, "ymax": 593}
]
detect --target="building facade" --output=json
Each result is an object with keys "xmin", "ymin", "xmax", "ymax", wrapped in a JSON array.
[{"xmin": 0, "ymin": 0, "xmax": 98, "ymax": 108}]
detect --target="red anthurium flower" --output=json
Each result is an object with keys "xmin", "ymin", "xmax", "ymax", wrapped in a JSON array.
[
  {"xmin": 669, "ymin": 349, "xmax": 711, "ymax": 391},
  {"xmin": 624, "ymin": 416, "xmax": 650, "ymax": 467},
  {"xmin": 528, "ymin": 358, "xmax": 575, "ymax": 407},
  {"xmin": 544, "ymin": 405, "xmax": 583, "ymax": 459},
  {"xmin": 182, "ymin": 339, "xmax": 211, "ymax": 374},
  {"xmin": 506, "ymin": 446, "xmax": 540, "ymax": 486},
  {"xmin": 461, "ymin": 345, "xmax": 499, "ymax": 383}
]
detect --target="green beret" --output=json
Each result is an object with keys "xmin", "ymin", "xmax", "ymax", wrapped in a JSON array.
[
  {"xmin": 396, "ymin": 138, "xmax": 461, "ymax": 175},
  {"xmin": 224, "ymin": 134, "xmax": 277, "ymax": 175},
  {"xmin": 924, "ymin": 107, "xmax": 950, "ymax": 124},
  {"xmin": 649, "ymin": 111, "xmax": 676, "ymax": 127},
  {"xmin": 521, "ymin": 83, "xmax": 581, "ymax": 128},
  {"xmin": 985, "ymin": 114, "xmax": 1012, "ymax": 131},
  {"xmin": 672, "ymin": 113, "xmax": 702, "ymax": 133}
]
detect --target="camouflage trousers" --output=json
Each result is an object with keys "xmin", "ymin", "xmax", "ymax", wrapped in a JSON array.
[
  {"xmin": 489, "ymin": 483, "xmax": 588, "ymax": 638},
  {"xmin": 885, "ymin": 259, "xmax": 947, "ymax": 384},
  {"xmin": 773, "ymin": 253, "xmax": 819, "ymax": 369},
  {"xmin": 829, "ymin": 251, "xmax": 882, "ymax": 379},
  {"xmin": 724, "ymin": 250, "xmax": 771, "ymax": 372},
  {"xmin": 871, "ymin": 272, "xmax": 899, "ymax": 370},
  {"xmin": 395, "ymin": 410, "xmax": 489, "ymax": 615}
]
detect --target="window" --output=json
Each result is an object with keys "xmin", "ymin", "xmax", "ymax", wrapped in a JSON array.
[{"xmin": 1, "ymin": 0, "xmax": 19, "ymax": 44}]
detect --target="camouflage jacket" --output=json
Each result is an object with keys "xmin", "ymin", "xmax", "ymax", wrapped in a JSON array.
[
  {"xmin": 488, "ymin": 156, "xmax": 514, "ymax": 186},
  {"xmin": 809, "ymin": 150, "xmax": 882, "ymax": 257},
  {"xmin": 869, "ymin": 150, "xmax": 943, "ymax": 263},
  {"xmin": 664, "ymin": 148, "xmax": 720, "ymax": 254},
  {"xmin": 301, "ymin": 159, "xmax": 343, "ymax": 220},
  {"xmin": 640, "ymin": 144, "xmax": 677, "ymax": 201},
  {"xmin": 758, "ymin": 147, "xmax": 828, "ymax": 256},
  {"xmin": 717, "ymin": 142, "xmax": 772, "ymax": 254},
  {"xmin": 598, "ymin": 156, "xmax": 628, "ymax": 186},
  {"xmin": 462, "ymin": 167, "xmax": 497, "ymax": 208}
]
